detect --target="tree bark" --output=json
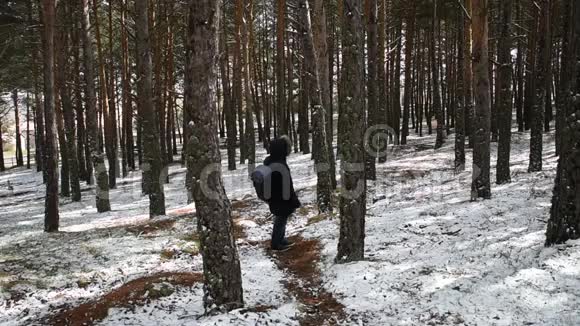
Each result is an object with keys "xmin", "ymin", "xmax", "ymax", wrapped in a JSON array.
[
  {"xmin": 529, "ymin": 0, "xmax": 552, "ymax": 172},
  {"xmin": 432, "ymin": 0, "xmax": 445, "ymax": 149},
  {"xmin": 471, "ymin": 0, "xmax": 492, "ymax": 200},
  {"xmin": 496, "ymin": 0, "xmax": 514, "ymax": 184},
  {"xmin": 135, "ymin": 0, "xmax": 166, "ymax": 217},
  {"xmin": 336, "ymin": 0, "xmax": 366, "ymax": 263},
  {"xmin": 56, "ymin": 1, "xmax": 81, "ymax": 201},
  {"xmin": 185, "ymin": 0, "xmax": 244, "ymax": 311},
  {"xmin": 364, "ymin": 0, "xmax": 379, "ymax": 180},
  {"xmin": 12, "ymin": 90, "xmax": 23, "ymax": 167},
  {"xmin": 545, "ymin": 0, "xmax": 580, "ymax": 245},
  {"xmin": 455, "ymin": 7, "xmax": 466, "ymax": 171},
  {"xmin": 81, "ymin": 0, "xmax": 111, "ymax": 213},
  {"xmin": 41, "ymin": 0, "xmax": 60, "ymax": 232},
  {"xmin": 401, "ymin": 2, "xmax": 415, "ymax": 145}
]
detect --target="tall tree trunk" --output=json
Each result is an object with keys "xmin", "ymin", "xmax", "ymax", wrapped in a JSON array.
[
  {"xmin": 365, "ymin": 0, "xmax": 379, "ymax": 180},
  {"xmin": 12, "ymin": 90, "xmax": 23, "ymax": 167},
  {"xmin": 41, "ymin": 0, "xmax": 59, "ymax": 232},
  {"xmin": 545, "ymin": 0, "xmax": 580, "ymax": 245},
  {"xmin": 28, "ymin": 0, "xmax": 44, "ymax": 176},
  {"xmin": 26, "ymin": 92, "xmax": 31, "ymax": 169},
  {"xmin": 81, "ymin": 0, "xmax": 111, "ymax": 213},
  {"xmin": 220, "ymin": 16, "xmax": 237, "ymax": 171},
  {"xmin": 529, "ymin": 0, "xmax": 552, "ymax": 172},
  {"xmin": 0, "ymin": 119, "xmax": 4, "ymax": 171},
  {"xmin": 401, "ymin": 2, "xmax": 415, "ymax": 145},
  {"xmin": 234, "ymin": 0, "xmax": 246, "ymax": 164},
  {"xmin": 377, "ymin": 0, "xmax": 387, "ymax": 163},
  {"xmin": 496, "ymin": 0, "xmax": 514, "ymax": 184},
  {"xmin": 92, "ymin": 0, "xmax": 116, "ymax": 189},
  {"xmin": 56, "ymin": 2, "xmax": 81, "ymax": 201},
  {"xmin": 107, "ymin": 0, "xmax": 119, "ymax": 181},
  {"xmin": 515, "ymin": 0, "xmax": 525, "ymax": 132},
  {"xmin": 432, "ymin": 0, "xmax": 445, "ymax": 149},
  {"xmin": 121, "ymin": 0, "xmax": 134, "ymax": 173},
  {"xmin": 276, "ymin": 0, "xmax": 287, "ymax": 136},
  {"xmin": 465, "ymin": 0, "xmax": 475, "ymax": 149},
  {"xmin": 337, "ymin": 0, "xmax": 366, "ymax": 263},
  {"xmin": 135, "ymin": 0, "xmax": 166, "ymax": 217},
  {"xmin": 312, "ymin": 0, "xmax": 337, "ymax": 188},
  {"xmin": 243, "ymin": 0, "xmax": 256, "ymax": 172},
  {"xmin": 185, "ymin": 0, "xmax": 244, "ymax": 311},
  {"xmin": 297, "ymin": 0, "xmax": 332, "ymax": 212},
  {"xmin": 471, "ymin": 0, "xmax": 492, "ymax": 200},
  {"xmin": 455, "ymin": 7, "xmax": 466, "ymax": 171}
]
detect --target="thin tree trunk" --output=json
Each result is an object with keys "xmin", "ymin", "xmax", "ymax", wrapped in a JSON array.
[
  {"xmin": 136, "ymin": 0, "xmax": 166, "ymax": 217},
  {"xmin": 496, "ymin": 0, "xmax": 513, "ymax": 184},
  {"xmin": 529, "ymin": 0, "xmax": 552, "ymax": 172},
  {"xmin": 56, "ymin": 2, "xmax": 81, "ymax": 201},
  {"xmin": 312, "ymin": 0, "xmax": 337, "ymax": 188},
  {"xmin": 455, "ymin": 7, "xmax": 466, "ymax": 171},
  {"xmin": 81, "ymin": 0, "xmax": 111, "ymax": 213},
  {"xmin": 401, "ymin": 2, "xmax": 415, "ymax": 145},
  {"xmin": 471, "ymin": 0, "xmax": 492, "ymax": 200},
  {"xmin": 297, "ymin": 0, "xmax": 332, "ymax": 212},
  {"xmin": 12, "ymin": 90, "xmax": 23, "ymax": 167},
  {"xmin": 432, "ymin": 0, "xmax": 445, "ymax": 149},
  {"xmin": 41, "ymin": 0, "xmax": 59, "ymax": 232}
]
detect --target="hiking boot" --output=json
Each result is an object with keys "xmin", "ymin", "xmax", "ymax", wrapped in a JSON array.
[{"xmin": 271, "ymin": 245, "xmax": 291, "ymax": 252}]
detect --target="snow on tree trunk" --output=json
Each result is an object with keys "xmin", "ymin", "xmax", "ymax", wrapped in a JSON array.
[
  {"xmin": 41, "ymin": 0, "xmax": 60, "ymax": 232},
  {"xmin": 336, "ymin": 0, "xmax": 366, "ymax": 263},
  {"xmin": 185, "ymin": 0, "xmax": 244, "ymax": 311},
  {"xmin": 81, "ymin": 0, "xmax": 111, "ymax": 213},
  {"xmin": 135, "ymin": 0, "xmax": 166, "ymax": 217}
]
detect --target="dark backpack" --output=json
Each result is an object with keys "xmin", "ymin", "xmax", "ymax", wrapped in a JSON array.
[{"xmin": 251, "ymin": 165, "xmax": 273, "ymax": 202}]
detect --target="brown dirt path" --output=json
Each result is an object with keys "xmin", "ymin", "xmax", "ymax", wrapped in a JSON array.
[{"xmin": 266, "ymin": 236, "xmax": 347, "ymax": 326}]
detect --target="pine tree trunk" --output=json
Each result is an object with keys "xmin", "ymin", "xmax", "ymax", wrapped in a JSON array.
[
  {"xmin": 464, "ymin": 0, "xmax": 475, "ymax": 149},
  {"xmin": 546, "ymin": 0, "xmax": 580, "ymax": 245},
  {"xmin": 185, "ymin": 0, "xmax": 244, "ymax": 311},
  {"xmin": 401, "ymin": 2, "xmax": 415, "ymax": 145},
  {"xmin": 455, "ymin": 7, "xmax": 466, "ymax": 171},
  {"xmin": 81, "ymin": 0, "xmax": 111, "ymax": 213},
  {"xmin": 276, "ymin": 0, "xmax": 287, "ymax": 136},
  {"xmin": 312, "ymin": 0, "xmax": 337, "ymax": 188},
  {"xmin": 243, "ymin": 0, "xmax": 256, "ymax": 172},
  {"xmin": 529, "ymin": 0, "xmax": 552, "ymax": 172},
  {"xmin": 220, "ymin": 18, "xmax": 237, "ymax": 171},
  {"xmin": 91, "ymin": 0, "xmax": 116, "ymax": 189},
  {"xmin": 56, "ymin": 2, "xmax": 81, "ymax": 201},
  {"xmin": 107, "ymin": 0, "xmax": 119, "ymax": 181},
  {"xmin": 432, "ymin": 0, "xmax": 445, "ymax": 149},
  {"xmin": 471, "ymin": 0, "xmax": 492, "ymax": 200},
  {"xmin": 365, "ymin": 0, "xmax": 378, "ymax": 180},
  {"xmin": 515, "ymin": 0, "xmax": 525, "ymax": 133},
  {"xmin": 496, "ymin": 0, "xmax": 514, "ymax": 184},
  {"xmin": 337, "ymin": 0, "xmax": 366, "ymax": 263},
  {"xmin": 135, "ymin": 0, "xmax": 166, "ymax": 217},
  {"xmin": 12, "ymin": 90, "xmax": 24, "ymax": 167},
  {"xmin": 297, "ymin": 0, "xmax": 332, "ymax": 212},
  {"xmin": 41, "ymin": 0, "xmax": 60, "ymax": 232},
  {"xmin": 26, "ymin": 92, "xmax": 31, "ymax": 169}
]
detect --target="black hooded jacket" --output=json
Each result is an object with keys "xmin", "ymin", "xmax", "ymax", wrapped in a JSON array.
[{"xmin": 264, "ymin": 138, "xmax": 301, "ymax": 217}]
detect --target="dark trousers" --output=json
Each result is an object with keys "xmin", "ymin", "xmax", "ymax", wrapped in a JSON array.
[{"xmin": 271, "ymin": 215, "xmax": 289, "ymax": 249}]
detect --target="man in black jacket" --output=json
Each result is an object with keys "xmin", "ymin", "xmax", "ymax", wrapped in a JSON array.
[{"xmin": 264, "ymin": 136, "xmax": 301, "ymax": 251}]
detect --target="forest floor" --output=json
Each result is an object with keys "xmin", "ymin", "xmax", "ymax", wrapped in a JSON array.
[{"xmin": 1, "ymin": 130, "xmax": 579, "ymax": 325}]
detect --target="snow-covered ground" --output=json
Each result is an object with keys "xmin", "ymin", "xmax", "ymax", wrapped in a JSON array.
[{"xmin": 0, "ymin": 129, "xmax": 579, "ymax": 326}]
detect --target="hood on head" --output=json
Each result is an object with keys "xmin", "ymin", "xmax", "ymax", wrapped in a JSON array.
[{"xmin": 268, "ymin": 136, "xmax": 291, "ymax": 160}]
